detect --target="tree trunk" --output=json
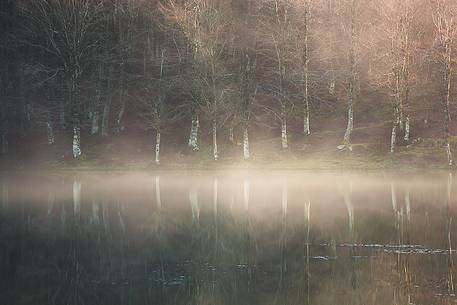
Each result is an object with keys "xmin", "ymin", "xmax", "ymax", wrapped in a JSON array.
[
  {"xmin": 390, "ymin": 92, "xmax": 400, "ymax": 153},
  {"xmin": 102, "ymin": 67, "xmax": 114, "ymax": 137},
  {"xmin": 281, "ymin": 119, "xmax": 288, "ymax": 149},
  {"xmin": 155, "ymin": 130, "xmax": 161, "ymax": 165},
  {"xmin": 72, "ymin": 124, "xmax": 81, "ymax": 159},
  {"xmin": 188, "ymin": 113, "xmax": 199, "ymax": 151},
  {"xmin": 342, "ymin": 0, "xmax": 357, "ymax": 151},
  {"xmin": 46, "ymin": 120, "xmax": 55, "ymax": 145},
  {"xmin": 19, "ymin": 66, "xmax": 27, "ymax": 136},
  {"xmin": 59, "ymin": 98, "xmax": 66, "ymax": 130},
  {"xmin": 116, "ymin": 63, "xmax": 126, "ymax": 133},
  {"xmin": 303, "ymin": 0, "xmax": 311, "ymax": 136},
  {"xmin": 68, "ymin": 67, "xmax": 81, "ymax": 158},
  {"xmin": 229, "ymin": 125, "xmax": 235, "ymax": 144},
  {"xmin": 101, "ymin": 98, "xmax": 111, "ymax": 137},
  {"xmin": 390, "ymin": 121, "xmax": 397, "ymax": 154},
  {"xmin": 243, "ymin": 126, "xmax": 250, "ymax": 160},
  {"xmin": 343, "ymin": 68, "xmax": 355, "ymax": 147},
  {"xmin": 212, "ymin": 120, "xmax": 218, "ymax": 161},
  {"xmin": 1, "ymin": 132, "xmax": 7, "ymax": 156},
  {"xmin": 444, "ymin": 42, "xmax": 453, "ymax": 167},
  {"xmin": 116, "ymin": 97, "xmax": 126, "ymax": 133},
  {"xmin": 91, "ymin": 111, "xmax": 99, "ymax": 135},
  {"xmin": 447, "ymin": 143, "xmax": 453, "ymax": 167},
  {"xmin": 404, "ymin": 116, "xmax": 410, "ymax": 142},
  {"xmin": 281, "ymin": 103, "xmax": 288, "ymax": 149},
  {"xmin": 304, "ymin": 107, "xmax": 310, "ymax": 136}
]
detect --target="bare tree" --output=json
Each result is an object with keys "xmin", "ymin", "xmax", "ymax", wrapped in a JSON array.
[
  {"xmin": 258, "ymin": 0, "xmax": 295, "ymax": 150},
  {"xmin": 432, "ymin": 0, "xmax": 457, "ymax": 166},
  {"xmin": 383, "ymin": 0, "xmax": 414, "ymax": 153},
  {"xmin": 296, "ymin": 0, "xmax": 313, "ymax": 136},
  {"xmin": 340, "ymin": 0, "xmax": 358, "ymax": 151},
  {"xmin": 139, "ymin": 49, "xmax": 177, "ymax": 165},
  {"xmin": 20, "ymin": 0, "xmax": 105, "ymax": 158},
  {"xmin": 230, "ymin": 0, "xmax": 259, "ymax": 160},
  {"xmin": 162, "ymin": 0, "xmax": 232, "ymax": 161}
]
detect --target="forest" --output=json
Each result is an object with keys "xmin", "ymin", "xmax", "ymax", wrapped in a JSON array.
[{"xmin": 0, "ymin": 0, "xmax": 457, "ymax": 168}]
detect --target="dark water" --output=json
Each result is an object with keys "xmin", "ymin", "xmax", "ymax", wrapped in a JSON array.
[{"xmin": 0, "ymin": 171, "xmax": 456, "ymax": 305}]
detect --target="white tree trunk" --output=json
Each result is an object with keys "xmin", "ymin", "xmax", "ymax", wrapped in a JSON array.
[
  {"xmin": 213, "ymin": 120, "xmax": 218, "ymax": 161},
  {"xmin": 304, "ymin": 111, "xmax": 310, "ymax": 136},
  {"xmin": 329, "ymin": 80, "xmax": 335, "ymax": 95},
  {"xmin": 390, "ymin": 122, "xmax": 397, "ymax": 153},
  {"xmin": 281, "ymin": 120, "xmax": 288, "ymax": 149},
  {"xmin": 404, "ymin": 116, "xmax": 410, "ymax": 142},
  {"xmin": 343, "ymin": 100, "xmax": 353, "ymax": 146},
  {"xmin": 116, "ymin": 99, "xmax": 126, "ymax": 133},
  {"xmin": 303, "ymin": 2, "xmax": 311, "ymax": 137},
  {"xmin": 229, "ymin": 125, "xmax": 235, "ymax": 144},
  {"xmin": 46, "ymin": 121, "xmax": 55, "ymax": 145},
  {"xmin": 188, "ymin": 114, "xmax": 199, "ymax": 151},
  {"xmin": 243, "ymin": 127, "xmax": 250, "ymax": 160},
  {"xmin": 447, "ymin": 143, "xmax": 453, "ymax": 167},
  {"xmin": 91, "ymin": 111, "xmax": 99, "ymax": 135},
  {"xmin": 343, "ymin": 2, "xmax": 356, "ymax": 151},
  {"xmin": 155, "ymin": 130, "xmax": 161, "ymax": 165},
  {"xmin": 101, "ymin": 100, "xmax": 110, "ymax": 137},
  {"xmin": 72, "ymin": 125, "xmax": 81, "ymax": 158}
]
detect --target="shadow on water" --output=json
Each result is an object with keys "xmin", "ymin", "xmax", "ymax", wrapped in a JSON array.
[{"xmin": 0, "ymin": 171, "xmax": 456, "ymax": 305}]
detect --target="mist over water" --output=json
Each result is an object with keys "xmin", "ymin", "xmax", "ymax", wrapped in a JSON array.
[{"xmin": 0, "ymin": 171, "xmax": 456, "ymax": 305}]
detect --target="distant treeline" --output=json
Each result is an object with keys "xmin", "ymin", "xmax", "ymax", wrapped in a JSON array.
[{"xmin": 0, "ymin": 0, "xmax": 456, "ymax": 165}]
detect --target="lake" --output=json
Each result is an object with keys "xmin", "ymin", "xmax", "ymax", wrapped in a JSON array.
[{"xmin": 0, "ymin": 171, "xmax": 455, "ymax": 305}]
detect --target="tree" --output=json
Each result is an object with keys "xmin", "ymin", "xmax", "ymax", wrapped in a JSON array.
[
  {"xmin": 20, "ymin": 0, "xmax": 105, "ymax": 158},
  {"xmin": 341, "ymin": 0, "xmax": 358, "ymax": 151},
  {"xmin": 296, "ymin": 0, "xmax": 313, "ymax": 136},
  {"xmin": 162, "ymin": 0, "xmax": 232, "ymax": 161},
  {"xmin": 258, "ymin": 0, "xmax": 295, "ymax": 150},
  {"xmin": 230, "ymin": 0, "xmax": 259, "ymax": 160},
  {"xmin": 139, "ymin": 49, "xmax": 177, "ymax": 165},
  {"xmin": 432, "ymin": 0, "xmax": 457, "ymax": 166},
  {"xmin": 384, "ymin": 0, "xmax": 414, "ymax": 153}
]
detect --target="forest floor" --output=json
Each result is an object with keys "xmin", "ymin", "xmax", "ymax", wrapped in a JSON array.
[{"xmin": 1, "ymin": 117, "xmax": 454, "ymax": 172}]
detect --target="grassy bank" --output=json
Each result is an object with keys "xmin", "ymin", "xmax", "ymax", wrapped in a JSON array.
[
  {"xmin": 1, "ymin": 120, "xmax": 454, "ymax": 172},
  {"xmin": 5, "ymin": 138, "xmax": 452, "ymax": 172}
]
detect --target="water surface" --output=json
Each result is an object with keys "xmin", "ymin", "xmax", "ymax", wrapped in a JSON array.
[{"xmin": 0, "ymin": 171, "xmax": 456, "ymax": 305}]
